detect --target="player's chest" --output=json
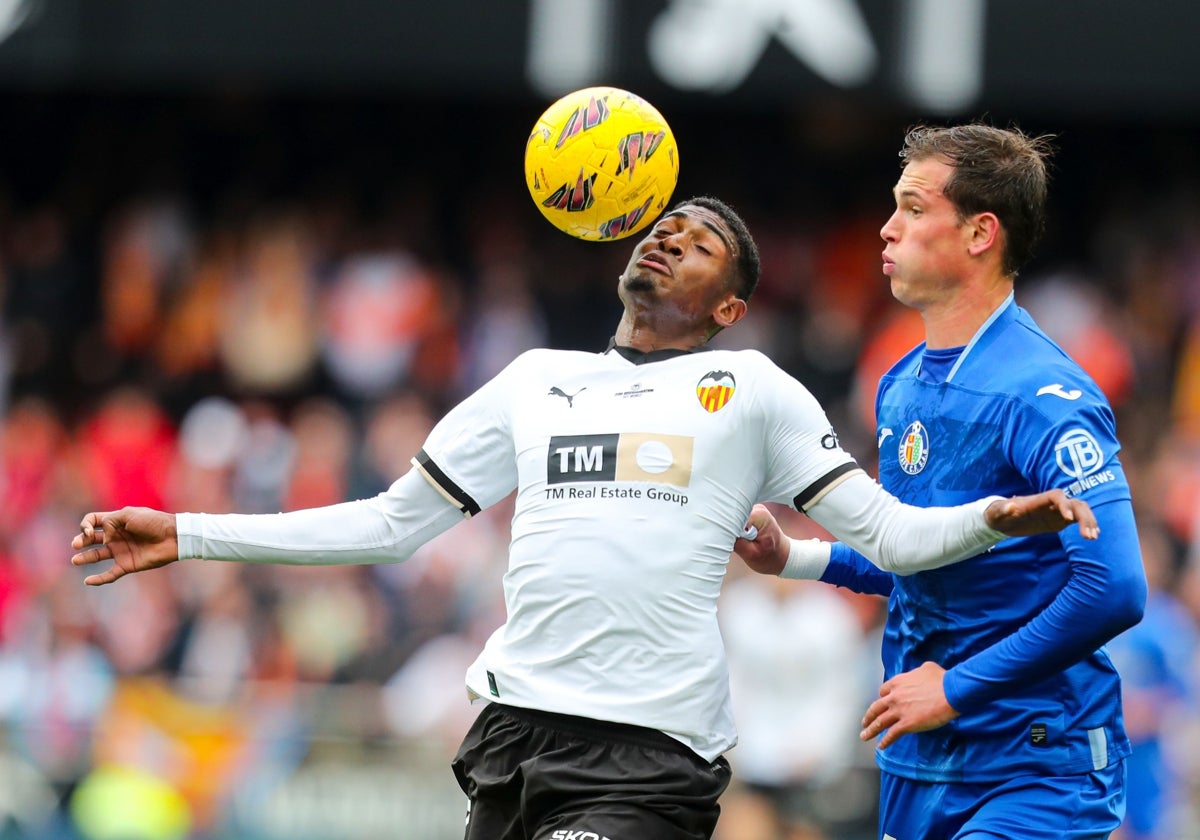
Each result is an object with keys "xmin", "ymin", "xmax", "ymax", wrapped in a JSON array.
[
  {"xmin": 512, "ymin": 364, "xmax": 748, "ymax": 477},
  {"xmin": 523, "ymin": 364, "xmax": 741, "ymax": 430},
  {"xmin": 875, "ymin": 382, "xmax": 1011, "ymax": 487}
]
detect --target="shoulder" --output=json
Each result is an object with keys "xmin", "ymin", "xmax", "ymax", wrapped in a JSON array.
[
  {"xmin": 499, "ymin": 347, "xmax": 605, "ymax": 376},
  {"xmin": 996, "ymin": 316, "xmax": 1109, "ymax": 412},
  {"xmin": 701, "ymin": 348, "xmax": 818, "ymax": 398},
  {"xmin": 880, "ymin": 343, "xmax": 926, "ymax": 380},
  {"xmin": 703, "ymin": 348, "xmax": 830, "ymax": 422},
  {"xmin": 702, "ymin": 347, "xmax": 790, "ymax": 380}
]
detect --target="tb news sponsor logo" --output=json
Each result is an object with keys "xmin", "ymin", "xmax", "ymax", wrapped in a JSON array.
[{"xmin": 1055, "ymin": 428, "xmax": 1116, "ymax": 496}]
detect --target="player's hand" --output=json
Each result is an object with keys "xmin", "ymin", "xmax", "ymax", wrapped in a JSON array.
[
  {"xmin": 733, "ymin": 504, "xmax": 791, "ymax": 575},
  {"xmin": 70, "ymin": 507, "xmax": 180, "ymax": 586},
  {"xmin": 984, "ymin": 489, "xmax": 1099, "ymax": 539},
  {"xmin": 860, "ymin": 661, "xmax": 959, "ymax": 749}
]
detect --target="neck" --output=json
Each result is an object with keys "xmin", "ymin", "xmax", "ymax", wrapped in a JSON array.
[
  {"xmin": 614, "ymin": 312, "xmax": 711, "ymax": 353},
  {"xmin": 920, "ymin": 277, "xmax": 1012, "ymax": 349}
]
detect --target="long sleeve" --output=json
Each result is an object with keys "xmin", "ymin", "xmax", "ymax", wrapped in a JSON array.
[
  {"xmin": 942, "ymin": 498, "xmax": 1146, "ymax": 713},
  {"xmin": 821, "ymin": 542, "xmax": 895, "ymax": 596},
  {"xmin": 804, "ymin": 471, "xmax": 1005, "ymax": 574},
  {"xmin": 176, "ymin": 468, "xmax": 465, "ymax": 565}
]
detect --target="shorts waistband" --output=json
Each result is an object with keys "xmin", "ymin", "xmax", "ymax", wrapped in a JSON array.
[{"xmin": 492, "ymin": 703, "xmax": 698, "ymax": 758}]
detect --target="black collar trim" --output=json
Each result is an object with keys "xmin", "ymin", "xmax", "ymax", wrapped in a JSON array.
[{"xmin": 603, "ymin": 337, "xmax": 712, "ymax": 365}]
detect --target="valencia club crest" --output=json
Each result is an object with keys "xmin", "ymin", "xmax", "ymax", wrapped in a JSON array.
[{"xmin": 697, "ymin": 370, "xmax": 736, "ymax": 413}]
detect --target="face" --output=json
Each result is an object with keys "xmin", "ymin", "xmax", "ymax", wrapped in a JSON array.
[
  {"xmin": 618, "ymin": 204, "xmax": 739, "ymax": 322},
  {"xmin": 880, "ymin": 157, "xmax": 974, "ymax": 310}
]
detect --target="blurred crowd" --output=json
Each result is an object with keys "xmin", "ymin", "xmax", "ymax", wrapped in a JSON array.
[{"xmin": 0, "ymin": 93, "xmax": 1199, "ymax": 839}]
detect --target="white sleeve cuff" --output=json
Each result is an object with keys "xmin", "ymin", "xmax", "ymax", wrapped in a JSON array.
[
  {"xmin": 176, "ymin": 512, "xmax": 202, "ymax": 560},
  {"xmin": 780, "ymin": 538, "xmax": 832, "ymax": 580}
]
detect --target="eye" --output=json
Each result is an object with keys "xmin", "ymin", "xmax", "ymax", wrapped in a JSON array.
[{"xmin": 696, "ymin": 244, "xmax": 712, "ymax": 256}]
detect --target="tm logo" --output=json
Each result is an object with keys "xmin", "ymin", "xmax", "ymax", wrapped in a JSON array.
[
  {"xmin": 549, "ymin": 434, "xmax": 619, "ymax": 484},
  {"xmin": 546, "ymin": 433, "xmax": 694, "ymax": 486}
]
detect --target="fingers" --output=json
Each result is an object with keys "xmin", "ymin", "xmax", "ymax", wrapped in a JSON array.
[
  {"xmin": 989, "ymin": 492, "xmax": 1101, "ymax": 539},
  {"xmin": 743, "ymin": 504, "xmax": 769, "ymax": 532},
  {"xmin": 1048, "ymin": 489, "xmax": 1075, "ymax": 521},
  {"xmin": 735, "ymin": 505, "xmax": 767, "ymax": 549},
  {"xmin": 72, "ymin": 511, "xmax": 120, "ymax": 583},
  {"xmin": 1044, "ymin": 491, "xmax": 1100, "ymax": 539},
  {"xmin": 83, "ymin": 565, "xmax": 127, "ymax": 587},
  {"xmin": 877, "ymin": 724, "xmax": 903, "ymax": 749},
  {"xmin": 71, "ymin": 543, "xmax": 113, "ymax": 568},
  {"xmin": 73, "ymin": 512, "xmax": 110, "ymax": 550},
  {"xmin": 1069, "ymin": 499, "xmax": 1099, "ymax": 539},
  {"xmin": 860, "ymin": 698, "xmax": 899, "ymax": 746}
]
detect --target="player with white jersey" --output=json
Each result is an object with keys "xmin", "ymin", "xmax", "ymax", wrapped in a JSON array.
[{"xmin": 71, "ymin": 196, "xmax": 1097, "ymax": 840}]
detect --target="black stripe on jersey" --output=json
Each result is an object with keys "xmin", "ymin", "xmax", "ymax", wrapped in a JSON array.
[
  {"xmin": 414, "ymin": 448, "xmax": 481, "ymax": 518},
  {"xmin": 793, "ymin": 462, "xmax": 861, "ymax": 512}
]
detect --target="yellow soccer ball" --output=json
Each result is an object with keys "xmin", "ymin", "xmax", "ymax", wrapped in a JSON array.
[{"xmin": 525, "ymin": 86, "xmax": 679, "ymax": 241}]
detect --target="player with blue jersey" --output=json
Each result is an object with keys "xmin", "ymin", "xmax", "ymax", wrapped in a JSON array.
[{"xmin": 737, "ymin": 125, "xmax": 1146, "ymax": 839}]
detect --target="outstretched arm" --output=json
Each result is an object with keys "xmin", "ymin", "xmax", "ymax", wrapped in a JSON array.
[
  {"xmin": 736, "ymin": 471, "xmax": 1096, "ymax": 577},
  {"xmin": 71, "ymin": 468, "xmax": 464, "ymax": 586}
]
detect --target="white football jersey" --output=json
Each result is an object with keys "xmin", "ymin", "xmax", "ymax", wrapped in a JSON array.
[{"xmin": 415, "ymin": 344, "xmax": 856, "ymax": 760}]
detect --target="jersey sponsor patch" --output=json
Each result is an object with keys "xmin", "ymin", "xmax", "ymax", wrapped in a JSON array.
[
  {"xmin": 898, "ymin": 420, "xmax": 929, "ymax": 475},
  {"xmin": 1054, "ymin": 428, "xmax": 1104, "ymax": 480},
  {"xmin": 547, "ymin": 432, "xmax": 694, "ymax": 487},
  {"xmin": 696, "ymin": 370, "xmax": 736, "ymax": 413},
  {"xmin": 1055, "ymin": 428, "xmax": 1118, "ymax": 496}
]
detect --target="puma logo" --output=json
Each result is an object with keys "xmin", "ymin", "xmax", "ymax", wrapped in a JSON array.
[
  {"xmin": 878, "ymin": 427, "xmax": 894, "ymax": 448},
  {"xmin": 549, "ymin": 386, "xmax": 586, "ymax": 407}
]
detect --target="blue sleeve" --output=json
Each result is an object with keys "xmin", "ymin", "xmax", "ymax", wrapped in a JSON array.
[
  {"xmin": 819, "ymin": 542, "xmax": 895, "ymax": 597},
  {"xmin": 943, "ymin": 498, "xmax": 1147, "ymax": 713}
]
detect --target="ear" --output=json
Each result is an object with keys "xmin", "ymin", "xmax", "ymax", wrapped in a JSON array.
[
  {"xmin": 966, "ymin": 211, "xmax": 1002, "ymax": 258},
  {"xmin": 713, "ymin": 293, "xmax": 748, "ymax": 329}
]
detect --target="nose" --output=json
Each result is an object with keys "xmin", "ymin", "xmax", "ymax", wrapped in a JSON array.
[
  {"xmin": 880, "ymin": 210, "xmax": 899, "ymax": 243},
  {"xmin": 659, "ymin": 232, "xmax": 685, "ymax": 256}
]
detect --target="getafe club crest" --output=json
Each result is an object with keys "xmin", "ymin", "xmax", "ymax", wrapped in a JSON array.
[
  {"xmin": 696, "ymin": 370, "xmax": 736, "ymax": 413},
  {"xmin": 898, "ymin": 420, "xmax": 929, "ymax": 475}
]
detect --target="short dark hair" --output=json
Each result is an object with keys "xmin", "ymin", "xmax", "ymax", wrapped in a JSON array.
[
  {"xmin": 899, "ymin": 124, "xmax": 1054, "ymax": 277},
  {"xmin": 673, "ymin": 195, "xmax": 760, "ymax": 301}
]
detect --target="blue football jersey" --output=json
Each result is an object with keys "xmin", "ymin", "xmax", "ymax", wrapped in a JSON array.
[{"xmin": 870, "ymin": 297, "xmax": 1144, "ymax": 782}]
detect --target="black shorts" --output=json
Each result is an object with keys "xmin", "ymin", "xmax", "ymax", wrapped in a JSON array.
[{"xmin": 451, "ymin": 703, "xmax": 732, "ymax": 840}]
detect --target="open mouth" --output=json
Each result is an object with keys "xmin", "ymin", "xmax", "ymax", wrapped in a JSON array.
[{"xmin": 638, "ymin": 251, "xmax": 671, "ymax": 273}]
